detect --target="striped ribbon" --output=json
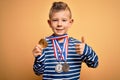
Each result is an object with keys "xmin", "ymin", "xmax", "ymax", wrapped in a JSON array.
[{"xmin": 47, "ymin": 34, "xmax": 68, "ymax": 62}]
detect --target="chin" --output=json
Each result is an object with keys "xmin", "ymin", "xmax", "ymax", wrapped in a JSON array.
[{"xmin": 55, "ymin": 33, "xmax": 65, "ymax": 36}]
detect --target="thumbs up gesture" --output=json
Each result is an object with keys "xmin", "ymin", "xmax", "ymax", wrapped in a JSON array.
[{"xmin": 75, "ymin": 36, "xmax": 85, "ymax": 54}]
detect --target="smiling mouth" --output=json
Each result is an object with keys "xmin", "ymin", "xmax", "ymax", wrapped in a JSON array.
[
  {"xmin": 55, "ymin": 29, "xmax": 64, "ymax": 32},
  {"xmin": 56, "ymin": 29, "xmax": 63, "ymax": 30},
  {"xmin": 56, "ymin": 28, "xmax": 64, "ymax": 30}
]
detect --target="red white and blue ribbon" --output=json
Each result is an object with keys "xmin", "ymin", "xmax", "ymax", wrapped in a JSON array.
[{"xmin": 48, "ymin": 34, "xmax": 68, "ymax": 62}]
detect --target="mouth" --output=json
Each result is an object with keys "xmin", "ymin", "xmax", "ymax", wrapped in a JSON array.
[{"xmin": 56, "ymin": 29, "xmax": 64, "ymax": 31}]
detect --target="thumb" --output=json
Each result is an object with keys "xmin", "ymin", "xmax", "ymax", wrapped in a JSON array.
[{"xmin": 81, "ymin": 36, "xmax": 85, "ymax": 43}]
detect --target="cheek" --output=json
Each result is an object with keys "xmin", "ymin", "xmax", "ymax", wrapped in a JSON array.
[
  {"xmin": 50, "ymin": 25, "xmax": 56, "ymax": 30},
  {"xmin": 50, "ymin": 25, "xmax": 56, "ymax": 29},
  {"xmin": 65, "ymin": 23, "xmax": 71, "ymax": 28},
  {"xmin": 49, "ymin": 23, "xmax": 54, "ymax": 28},
  {"xmin": 68, "ymin": 23, "xmax": 72, "ymax": 28},
  {"xmin": 48, "ymin": 21, "xmax": 55, "ymax": 28}
]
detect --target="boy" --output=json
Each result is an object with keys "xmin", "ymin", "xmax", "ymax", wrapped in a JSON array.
[{"xmin": 32, "ymin": 1, "xmax": 98, "ymax": 80}]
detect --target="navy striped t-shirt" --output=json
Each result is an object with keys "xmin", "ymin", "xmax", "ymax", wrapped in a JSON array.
[{"xmin": 33, "ymin": 37, "xmax": 98, "ymax": 80}]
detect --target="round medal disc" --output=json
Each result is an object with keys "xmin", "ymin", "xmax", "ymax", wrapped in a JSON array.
[
  {"xmin": 39, "ymin": 38, "xmax": 48, "ymax": 48},
  {"xmin": 62, "ymin": 62, "xmax": 69, "ymax": 72},
  {"xmin": 55, "ymin": 63, "xmax": 63, "ymax": 73}
]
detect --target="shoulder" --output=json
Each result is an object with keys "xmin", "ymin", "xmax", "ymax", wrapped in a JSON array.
[{"xmin": 69, "ymin": 37, "xmax": 81, "ymax": 43}]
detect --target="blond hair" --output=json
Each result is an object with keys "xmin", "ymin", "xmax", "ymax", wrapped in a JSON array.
[{"xmin": 49, "ymin": 1, "xmax": 72, "ymax": 19}]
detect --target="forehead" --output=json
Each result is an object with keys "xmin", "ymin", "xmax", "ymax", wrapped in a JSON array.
[{"xmin": 50, "ymin": 10, "xmax": 71, "ymax": 19}]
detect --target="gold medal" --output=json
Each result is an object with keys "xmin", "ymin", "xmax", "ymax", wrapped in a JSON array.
[{"xmin": 38, "ymin": 38, "xmax": 48, "ymax": 48}]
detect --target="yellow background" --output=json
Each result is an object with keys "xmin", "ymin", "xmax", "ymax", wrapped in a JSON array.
[{"xmin": 0, "ymin": 0, "xmax": 120, "ymax": 80}]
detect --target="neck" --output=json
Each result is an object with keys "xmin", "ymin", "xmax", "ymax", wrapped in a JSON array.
[
  {"xmin": 58, "ymin": 38, "xmax": 64, "ymax": 43},
  {"xmin": 53, "ymin": 34, "xmax": 68, "ymax": 43},
  {"xmin": 47, "ymin": 34, "xmax": 68, "ymax": 41}
]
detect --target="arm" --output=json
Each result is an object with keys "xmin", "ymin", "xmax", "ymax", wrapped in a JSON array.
[
  {"xmin": 33, "ymin": 53, "xmax": 45, "ymax": 75},
  {"xmin": 82, "ymin": 44, "xmax": 98, "ymax": 68},
  {"xmin": 75, "ymin": 37, "xmax": 98, "ymax": 68},
  {"xmin": 32, "ymin": 45, "xmax": 45, "ymax": 75}
]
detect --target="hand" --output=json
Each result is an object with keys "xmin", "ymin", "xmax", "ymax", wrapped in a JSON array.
[
  {"xmin": 75, "ymin": 36, "xmax": 85, "ymax": 54},
  {"xmin": 32, "ymin": 44, "xmax": 43, "ymax": 57}
]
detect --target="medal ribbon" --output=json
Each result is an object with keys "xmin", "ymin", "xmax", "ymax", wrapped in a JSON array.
[{"xmin": 49, "ymin": 34, "xmax": 68, "ymax": 62}]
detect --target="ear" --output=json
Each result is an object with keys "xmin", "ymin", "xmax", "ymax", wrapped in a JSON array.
[
  {"xmin": 47, "ymin": 20, "xmax": 52, "ymax": 27},
  {"xmin": 47, "ymin": 20, "xmax": 50, "ymax": 25},
  {"xmin": 70, "ymin": 19, "xmax": 74, "ymax": 23},
  {"xmin": 69, "ymin": 19, "xmax": 74, "ymax": 25}
]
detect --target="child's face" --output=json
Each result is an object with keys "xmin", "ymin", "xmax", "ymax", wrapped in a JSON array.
[{"xmin": 48, "ymin": 10, "xmax": 73, "ymax": 36}]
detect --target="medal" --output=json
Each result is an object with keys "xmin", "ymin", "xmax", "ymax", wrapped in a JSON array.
[
  {"xmin": 55, "ymin": 62, "xmax": 63, "ymax": 73},
  {"xmin": 47, "ymin": 34, "xmax": 69, "ymax": 73},
  {"xmin": 52, "ymin": 36, "xmax": 68, "ymax": 61},
  {"xmin": 62, "ymin": 62, "xmax": 69, "ymax": 72},
  {"xmin": 39, "ymin": 38, "xmax": 48, "ymax": 48}
]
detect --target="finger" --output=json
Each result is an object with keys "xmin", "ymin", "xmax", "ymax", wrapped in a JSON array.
[
  {"xmin": 76, "ymin": 49, "xmax": 83, "ymax": 54},
  {"xmin": 34, "ymin": 52, "xmax": 41, "ymax": 57},
  {"xmin": 75, "ymin": 43, "xmax": 80, "ymax": 47},
  {"xmin": 75, "ymin": 45, "xmax": 82, "ymax": 49},
  {"xmin": 36, "ymin": 44, "xmax": 41, "ymax": 48},
  {"xmin": 33, "ymin": 49, "xmax": 42, "ymax": 57},
  {"xmin": 75, "ymin": 43, "xmax": 80, "ymax": 49},
  {"xmin": 34, "ymin": 49, "xmax": 41, "ymax": 53},
  {"xmin": 81, "ymin": 36, "xmax": 85, "ymax": 43},
  {"xmin": 75, "ymin": 43, "xmax": 83, "ymax": 47},
  {"xmin": 36, "ymin": 44, "xmax": 43, "ymax": 50},
  {"xmin": 32, "ymin": 45, "xmax": 41, "ymax": 53}
]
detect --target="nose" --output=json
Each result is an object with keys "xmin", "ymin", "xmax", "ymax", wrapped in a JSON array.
[{"xmin": 57, "ymin": 20, "xmax": 62, "ymax": 27}]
